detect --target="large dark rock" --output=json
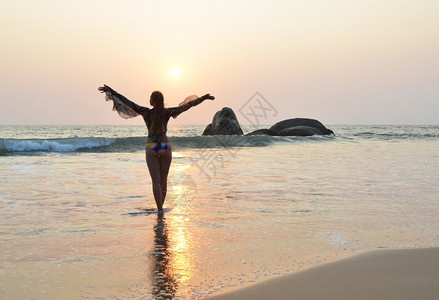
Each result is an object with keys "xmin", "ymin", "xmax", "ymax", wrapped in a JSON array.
[
  {"xmin": 245, "ymin": 118, "xmax": 334, "ymax": 136},
  {"xmin": 270, "ymin": 118, "xmax": 334, "ymax": 135},
  {"xmin": 202, "ymin": 107, "xmax": 244, "ymax": 136},
  {"xmin": 245, "ymin": 128, "xmax": 278, "ymax": 136},
  {"xmin": 279, "ymin": 126, "xmax": 323, "ymax": 136}
]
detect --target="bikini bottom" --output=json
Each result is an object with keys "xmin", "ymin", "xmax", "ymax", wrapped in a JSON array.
[{"xmin": 147, "ymin": 142, "xmax": 170, "ymax": 157}]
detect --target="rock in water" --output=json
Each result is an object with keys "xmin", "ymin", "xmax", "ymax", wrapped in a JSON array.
[
  {"xmin": 270, "ymin": 118, "xmax": 334, "ymax": 135},
  {"xmin": 202, "ymin": 107, "xmax": 244, "ymax": 135},
  {"xmin": 245, "ymin": 128, "xmax": 279, "ymax": 136},
  {"xmin": 279, "ymin": 126, "xmax": 323, "ymax": 136},
  {"xmin": 245, "ymin": 118, "xmax": 334, "ymax": 136}
]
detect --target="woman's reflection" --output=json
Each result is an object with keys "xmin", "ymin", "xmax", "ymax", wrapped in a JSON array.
[{"xmin": 150, "ymin": 213, "xmax": 177, "ymax": 299}]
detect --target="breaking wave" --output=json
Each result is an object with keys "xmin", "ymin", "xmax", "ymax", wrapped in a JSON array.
[
  {"xmin": 1, "ymin": 124, "xmax": 437, "ymax": 156},
  {"xmin": 0, "ymin": 135, "xmax": 317, "ymax": 155}
]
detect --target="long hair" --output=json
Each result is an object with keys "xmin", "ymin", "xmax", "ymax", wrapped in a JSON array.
[{"xmin": 150, "ymin": 91, "xmax": 165, "ymax": 135}]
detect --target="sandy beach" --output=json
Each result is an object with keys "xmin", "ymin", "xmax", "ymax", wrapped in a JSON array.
[{"xmin": 208, "ymin": 247, "xmax": 439, "ymax": 300}]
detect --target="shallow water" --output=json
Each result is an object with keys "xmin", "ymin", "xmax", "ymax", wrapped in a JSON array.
[{"xmin": 1, "ymin": 125, "xmax": 438, "ymax": 299}]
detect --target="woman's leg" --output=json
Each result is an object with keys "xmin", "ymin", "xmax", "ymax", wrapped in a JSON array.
[
  {"xmin": 146, "ymin": 148, "xmax": 163, "ymax": 211},
  {"xmin": 159, "ymin": 146, "xmax": 172, "ymax": 206}
]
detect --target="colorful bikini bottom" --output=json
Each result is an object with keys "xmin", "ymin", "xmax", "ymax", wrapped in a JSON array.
[{"xmin": 147, "ymin": 142, "xmax": 170, "ymax": 157}]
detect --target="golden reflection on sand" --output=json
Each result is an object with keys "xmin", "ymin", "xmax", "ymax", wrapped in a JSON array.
[
  {"xmin": 149, "ymin": 206, "xmax": 194, "ymax": 298},
  {"xmin": 169, "ymin": 169, "xmax": 197, "ymax": 207},
  {"xmin": 169, "ymin": 213, "xmax": 194, "ymax": 283},
  {"xmin": 150, "ymin": 214, "xmax": 177, "ymax": 298}
]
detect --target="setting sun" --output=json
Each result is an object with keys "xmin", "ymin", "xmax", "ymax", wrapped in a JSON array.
[{"xmin": 171, "ymin": 69, "xmax": 180, "ymax": 78}]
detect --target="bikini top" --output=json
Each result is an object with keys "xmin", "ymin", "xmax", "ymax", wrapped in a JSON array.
[{"xmin": 143, "ymin": 109, "xmax": 174, "ymax": 142}]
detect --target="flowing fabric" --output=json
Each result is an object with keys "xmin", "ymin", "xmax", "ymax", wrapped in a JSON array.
[
  {"xmin": 178, "ymin": 95, "xmax": 199, "ymax": 107},
  {"xmin": 104, "ymin": 91, "xmax": 140, "ymax": 119}
]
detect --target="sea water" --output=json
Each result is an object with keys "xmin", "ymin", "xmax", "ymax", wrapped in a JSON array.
[{"xmin": 1, "ymin": 125, "xmax": 438, "ymax": 299}]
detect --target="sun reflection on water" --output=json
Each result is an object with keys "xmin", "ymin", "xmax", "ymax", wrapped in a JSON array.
[
  {"xmin": 149, "ymin": 207, "xmax": 195, "ymax": 297},
  {"xmin": 146, "ymin": 154, "xmax": 200, "ymax": 297},
  {"xmin": 168, "ymin": 213, "xmax": 194, "ymax": 283},
  {"xmin": 150, "ymin": 214, "xmax": 178, "ymax": 298},
  {"xmin": 168, "ymin": 170, "xmax": 197, "ymax": 208}
]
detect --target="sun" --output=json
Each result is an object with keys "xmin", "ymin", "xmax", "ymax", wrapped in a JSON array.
[{"xmin": 171, "ymin": 69, "xmax": 180, "ymax": 78}]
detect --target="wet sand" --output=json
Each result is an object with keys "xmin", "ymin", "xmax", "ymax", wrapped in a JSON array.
[
  {"xmin": 2, "ymin": 126, "xmax": 439, "ymax": 299},
  {"xmin": 208, "ymin": 248, "xmax": 439, "ymax": 300}
]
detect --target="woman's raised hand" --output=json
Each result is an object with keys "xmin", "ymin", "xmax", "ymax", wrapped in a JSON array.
[
  {"xmin": 202, "ymin": 94, "xmax": 215, "ymax": 100},
  {"xmin": 98, "ymin": 85, "xmax": 112, "ymax": 93}
]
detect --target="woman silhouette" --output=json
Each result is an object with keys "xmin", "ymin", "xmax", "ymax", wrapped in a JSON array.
[{"xmin": 99, "ymin": 85, "xmax": 214, "ymax": 211}]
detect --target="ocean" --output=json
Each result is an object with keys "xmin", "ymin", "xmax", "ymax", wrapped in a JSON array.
[{"xmin": 1, "ymin": 125, "xmax": 438, "ymax": 299}]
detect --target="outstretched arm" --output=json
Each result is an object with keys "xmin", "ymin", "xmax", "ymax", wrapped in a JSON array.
[
  {"xmin": 98, "ymin": 85, "xmax": 149, "ymax": 119},
  {"xmin": 169, "ymin": 94, "xmax": 215, "ymax": 118}
]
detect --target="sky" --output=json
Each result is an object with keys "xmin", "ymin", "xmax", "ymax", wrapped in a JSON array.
[{"xmin": 1, "ymin": 0, "xmax": 438, "ymax": 125}]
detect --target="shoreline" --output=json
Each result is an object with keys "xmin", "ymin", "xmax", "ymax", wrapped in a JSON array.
[{"xmin": 207, "ymin": 247, "xmax": 439, "ymax": 300}]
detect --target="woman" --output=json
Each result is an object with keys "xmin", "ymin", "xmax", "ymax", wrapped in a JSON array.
[{"xmin": 98, "ymin": 85, "xmax": 215, "ymax": 211}]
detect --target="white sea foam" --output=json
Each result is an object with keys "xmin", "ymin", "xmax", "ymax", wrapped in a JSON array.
[
  {"xmin": 2, "ymin": 138, "xmax": 114, "ymax": 153},
  {"xmin": 321, "ymin": 233, "xmax": 350, "ymax": 246}
]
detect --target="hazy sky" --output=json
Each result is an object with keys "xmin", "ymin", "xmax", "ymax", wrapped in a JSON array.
[{"xmin": 1, "ymin": 0, "xmax": 438, "ymax": 125}]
